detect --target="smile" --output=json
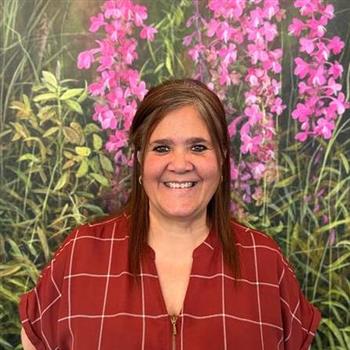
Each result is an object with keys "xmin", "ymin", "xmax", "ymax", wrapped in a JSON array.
[{"xmin": 163, "ymin": 181, "xmax": 197, "ymax": 189}]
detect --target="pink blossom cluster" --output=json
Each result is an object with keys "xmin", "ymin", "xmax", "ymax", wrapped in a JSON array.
[
  {"xmin": 77, "ymin": 0, "xmax": 157, "ymax": 169},
  {"xmin": 289, "ymin": 0, "xmax": 348, "ymax": 141},
  {"xmin": 184, "ymin": 0, "xmax": 286, "ymax": 206}
]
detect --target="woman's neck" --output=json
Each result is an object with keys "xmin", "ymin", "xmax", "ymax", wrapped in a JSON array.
[{"xmin": 147, "ymin": 211, "xmax": 210, "ymax": 256}]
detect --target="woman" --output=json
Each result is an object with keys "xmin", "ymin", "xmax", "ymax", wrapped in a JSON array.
[{"xmin": 20, "ymin": 79, "xmax": 321, "ymax": 349}]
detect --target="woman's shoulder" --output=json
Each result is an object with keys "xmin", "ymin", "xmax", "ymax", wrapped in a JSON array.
[
  {"xmin": 84, "ymin": 211, "xmax": 130, "ymax": 237},
  {"xmin": 66, "ymin": 211, "xmax": 130, "ymax": 241},
  {"xmin": 230, "ymin": 218, "xmax": 280, "ymax": 250},
  {"xmin": 44, "ymin": 212, "xmax": 130, "ymax": 267}
]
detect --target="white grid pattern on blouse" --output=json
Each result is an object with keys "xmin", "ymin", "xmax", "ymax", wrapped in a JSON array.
[{"xmin": 21, "ymin": 215, "xmax": 317, "ymax": 350}]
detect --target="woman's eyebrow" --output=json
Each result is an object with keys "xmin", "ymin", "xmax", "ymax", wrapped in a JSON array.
[{"xmin": 149, "ymin": 137, "xmax": 211, "ymax": 145}]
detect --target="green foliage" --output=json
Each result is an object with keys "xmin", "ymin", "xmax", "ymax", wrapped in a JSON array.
[{"xmin": 0, "ymin": 69, "xmax": 113, "ymax": 347}]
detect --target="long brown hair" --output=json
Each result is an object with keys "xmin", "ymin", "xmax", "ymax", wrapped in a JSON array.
[{"xmin": 124, "ymin": 79, "xmax": 239, "ymax": 277}]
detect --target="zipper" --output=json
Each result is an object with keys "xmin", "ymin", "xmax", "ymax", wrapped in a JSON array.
[{"xmin": 170, "ymin": 315, "xmax": 177, "ymax": 350}]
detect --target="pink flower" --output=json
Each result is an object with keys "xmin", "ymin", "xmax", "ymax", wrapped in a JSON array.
[
  {"xmin": 298, "ymin": 81, "xmax": 310, "ymax": 94},
  {"xmin": 292, "ymin": 103, "xmax": 312, "ymax": 123},
  {"xmin": 330, "ymin": 92, "xmax": 347, "ymax": 115},
  {"xmin": 240, "ymin": 129, "xmax": 263, "ymax": 154},
  {"xmin": 323, "ymin": 4, "xmax": 335, "ymax": 20},
  {"xmin": 328, "ymin": 36, "xmax": 344, "ymax": 55},
  {"xmin": 307, "ymin": 18, "xmax": 326, "ymax": 38},
  {"xmin": 219, "ymin": 43, "xmax": 237, "ymax": 66},
  {"xmin": 262, "ymin": 22, "xmax": 278, "ymax": 42},
  {"xmin": 106, "ymin": 131, "xmax": 128, "ymax": 151},
  {"xmin": 77, "ymin": 50, "xmax": 95, "ymax": 69},
  {"xmin": 183, "ymin": 34, "xmax": 193, "ymax": 46},
  {"xmin": 132, "ymin": 81, "xmax": 147, "ymax": 100},
  {"xmin": 295, "ymin": 131, "xmax": 309, "ymax": 142},
  {"xmin": 244, "ymin": 105, "xmax": 263, "ymax": 125},
  {"xmin": 89, "ymin": 80, "xmax": 105, "ymax": 96},
  {"xmin": 244, "ymin": 91, "xmax": 258, "ymax": 104},
  {"xmin": 311, "ymin": 65, "xmax": 326, "ymax": 86},
  {"xmin": 216, "ymin": 21, "xmax": 234, "ymax": 43},
  {"xmin": 140, "ymin": 26, "xmax": 157, "ymax": 41},
  {"xmin": 247, "ymin": 43, "xmax": 268, "ymax": 64},
  {"xmin": 133, "ymin": 5, "xmax": 147, "ymax": 26},
  {"xmin": 228, "ymin": 116, "xmax": 244, "ymax": 138},
  {"xmin": 89, "ymin": 13, "xmax": 105, "ymax": 32},
  {"xmin": 100, "ymin": 109, "xmax": 117, "ymax": 130},
  {"xmin": 299, "ymin": 37, "xmax": 315, "ymax": 54},
  {"xmin": 288, "ymin": 18, "xmax": 304, "ymax": 37},
  {"xmin": 314, "ymin": 118, "xmax": 334, "ymax": 139},
  {"xmin": 206, "ymin": 19, "xmax": 220, "ymax": 37},
  {"xmin": 251, "ymin": 162, "xmax": 265, "ymax": 181},
  {"xmin": 325, "ymin": 78, "xmax": 342, "ymax": 95},
  {"xmin": 329, "ymin": 62, "xmax": 343, "ymax": 79},
  {"xmin": 295, "ymin": 0, "xmax": 317, "ymax": 16},
  {"xmin": 316, "ymin": 42, "xmax": 330, "ymax": 61},
  {"xmin": 106, "ymin": 87, "xmax": 125, "ymax": 108},
  {"xmin": 188, "ymin": 44, "xmax": 205, "ymax": 62},
  {"xmin": 271, "ymin": 97, "xmax": 285, "ymax": 115},
  {"xmin": 294, "ymin": 57, "xmax": 310, "ymax": 79}
]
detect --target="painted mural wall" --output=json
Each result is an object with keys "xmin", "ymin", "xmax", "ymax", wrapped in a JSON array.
[{"xmin": 1, "ymin": 0, "xmax": 349, "ymax": 348}]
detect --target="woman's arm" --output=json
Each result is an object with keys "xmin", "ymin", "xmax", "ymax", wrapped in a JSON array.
[{"xmin": 21, "ymin": 328, "xmax": 36, "ymax": 350}]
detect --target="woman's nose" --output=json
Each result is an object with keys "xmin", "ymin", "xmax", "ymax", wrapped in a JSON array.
[{"xmin": 167, "ymin": 150, "xmax": 194, "ymax": 172}]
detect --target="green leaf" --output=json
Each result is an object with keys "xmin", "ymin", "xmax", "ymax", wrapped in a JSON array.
[
  {"xmin": 75, "ymin": 146, "xmax": 91, "ymax": 157},
  {"xmin": 339, "ymin": 152, "xmax": 350, "ymax": 174},
  {"xmin": 53, "ymin": 172, "xmax": 69, "ymax": 191},
  {"xmin": 93, "ymin": 134, "xmax": 103, "ymax": 151},
  {"xmin": 17, "ymin": 153, "xmax": 40, "ymax": 163},
  {"xmin": 99, "ymin": 154, "xmax": 114, "ymax": 172},
  {"xmin": 274, "ymin": 175, "xmax": 297, "ymax": 188},
  {"xmin": 165, "ymin": 55, "xmax": 173, "ymax": 75},
  {"xmin": 64, "ymin": 151, "xmax": 75, "ymax": 159},
  {"xmin": 77, "ymin": 86, "xmax": 88, "ymax": 103},
  {"xmin": 90, "ymin": 173, "xmax": 109, "ymax": 186},
  {"xmin": 70, "ymin": 122, "xmax": 85, "ymax": 145},
  {"xmin": 76, "ymin": 159, "xmax": 89, "ymax": 177},
  {"xmin": 43, "ymin": 126, "xmax": 60, "ymax": 138},
  {"xmin": 0, "ymin": 265, "xmax": 22, "ymax": 278},
  {"xmin": 60, "ymin": 88, "xmax": 84, "ymax": 100},
  {"xmin": 42, "ymin": 71, "xmax": 58, "ymax": 88},
  {"xmin": 84, "ymin": 123, "xmax": 101, "ymax": 134},
  {"xmin": 33, "ymin": 93, "xmax": 57, "ymax": 102},
  {"xmin": 63, "ymin": 126, "xmax": 81, "ymax": 144},
  {"xmin": 64, "ymin": 99, "xmax": 83, "ymax": 115},
  {"xmin": 62, "ymin": 159, "xmax": 76, "ymax": 170},
  {"xmin": 36, "ymin": 226, "xmax": 50, "ymax": 261},
  {"xmin": 10, "ymin": 122, "xmax": 30, "ymax": 138}
]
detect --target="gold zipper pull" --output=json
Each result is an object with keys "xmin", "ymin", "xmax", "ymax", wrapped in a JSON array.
[{"xmin": 170, "ymin": 315, "xmax": 177, "ymax": 336}]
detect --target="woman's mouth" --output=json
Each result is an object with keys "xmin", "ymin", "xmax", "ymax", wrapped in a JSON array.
[{"xmin": 163, "ymin": 181, "xmax": 198, "ymax": 189}]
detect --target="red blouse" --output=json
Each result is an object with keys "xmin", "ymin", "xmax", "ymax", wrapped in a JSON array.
[{"xmin": 19, "ymin": 213, "xmax": 321, "ymax": 349}]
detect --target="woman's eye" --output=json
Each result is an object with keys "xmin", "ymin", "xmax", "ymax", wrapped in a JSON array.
[
  {"xmin": 192, "ymin": 144, "xmax": 207, "ymax": 152},
  {"xmin": 153, "ymin": 145, "xmax": 170, "ymax": 153}
]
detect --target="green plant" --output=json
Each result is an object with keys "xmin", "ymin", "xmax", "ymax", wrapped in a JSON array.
[{"xmin": 0, "ymin": 69, "xmax": 114, "ymax": 347}]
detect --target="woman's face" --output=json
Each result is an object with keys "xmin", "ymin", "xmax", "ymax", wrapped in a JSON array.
[{"xmin": 142, "ymin": 105, "xmax": 221, "ymax": 223}]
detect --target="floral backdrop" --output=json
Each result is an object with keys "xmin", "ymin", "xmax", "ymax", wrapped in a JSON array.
[{"xmin": 0, "ymin": 0, "xmax": 349, "ymax": 348}]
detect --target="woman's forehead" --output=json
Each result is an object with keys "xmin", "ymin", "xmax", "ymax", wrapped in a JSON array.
[{"xmin": 148, "ymin": 105, "xmax": 212, "ymax": 140}]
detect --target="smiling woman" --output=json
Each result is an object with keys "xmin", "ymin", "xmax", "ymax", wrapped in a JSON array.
[
  {"xmin": 19, "ymin": 79, "xmax": 321, "ymax": 350},
  {"xmin": 143, "ymin": 105, "xmax": 221, "ymax": 233}
]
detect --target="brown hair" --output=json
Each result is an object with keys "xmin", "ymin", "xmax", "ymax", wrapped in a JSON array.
[{"xmin": 124, "ymin": 78, "xmax": 239, "ymax": 277}]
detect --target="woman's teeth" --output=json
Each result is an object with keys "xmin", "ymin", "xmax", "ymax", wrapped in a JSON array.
[{"xmin": 164, "ymin": 182, "xmax": 196, "ymax": 189}]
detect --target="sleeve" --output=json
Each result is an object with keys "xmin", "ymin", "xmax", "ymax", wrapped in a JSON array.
[
  {"xmin": 18, "ymin": 228, "xmax": 78, "ymax": 350},
  {"xmin": 277, "ymin": 253, "xmax": 321, "ymax": 350}
]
